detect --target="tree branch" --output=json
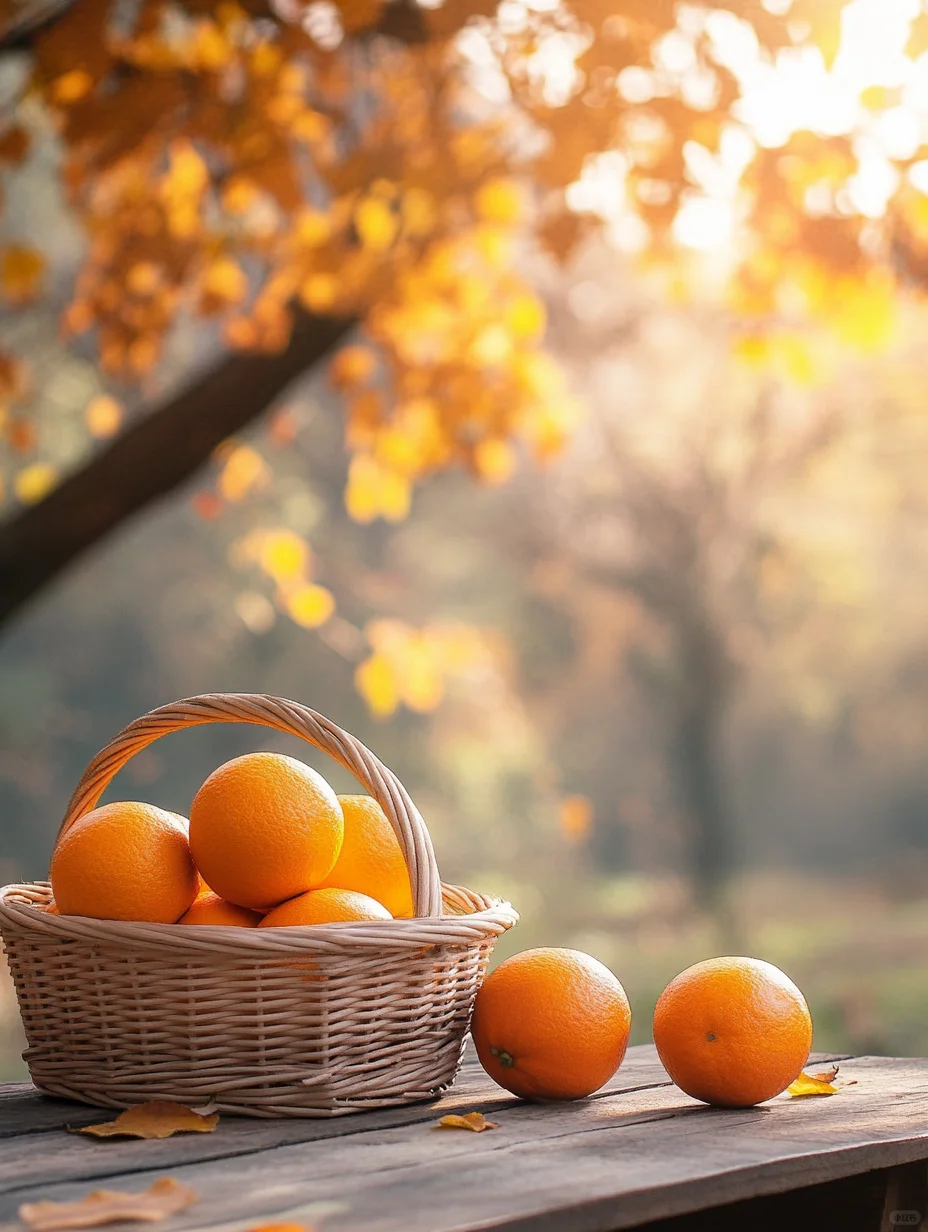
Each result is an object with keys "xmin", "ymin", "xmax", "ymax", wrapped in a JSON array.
[{"xmin": 0, "ymin": 308, "xmax": 354, "ymax": 629}]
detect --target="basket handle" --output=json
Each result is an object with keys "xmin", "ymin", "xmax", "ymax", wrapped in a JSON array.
[{"xmin": 57, "ymin": 693, "xmax": 443, "ymax": 919}]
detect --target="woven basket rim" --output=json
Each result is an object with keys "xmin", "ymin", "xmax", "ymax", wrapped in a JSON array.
[{"xmin": 0, "ymin": 881, "xmax": 519, "ymax": 954}]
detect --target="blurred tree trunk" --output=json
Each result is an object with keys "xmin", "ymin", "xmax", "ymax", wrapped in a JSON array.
[
  {"xmin": 0, "ymin": 310, "xmax": 352, "ymax": 630},
  {"xmin": 670, "ymin": 611, "xmax": 738, "ymax": 931}
]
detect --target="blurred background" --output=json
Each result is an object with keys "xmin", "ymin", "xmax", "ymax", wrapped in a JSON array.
[{"xmin": 2, "ymin": 0, "xmax": 928, "ymax": 1079}]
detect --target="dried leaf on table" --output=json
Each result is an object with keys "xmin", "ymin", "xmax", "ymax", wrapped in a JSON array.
[
  {"xmin": 436, "ymin": 1111, "xmax": 498, "ymax": 1132},
  {"xmin": 74, "ymin": 1101, "xmax": 219, "ymax": 1139},
  {"xmin": 19, "ymin": 1176, "xmax": 198, "ymax": 1230},
  {"xmin": 787, "ymin": 1064, "xmax": 857, "ymax": 1098}
]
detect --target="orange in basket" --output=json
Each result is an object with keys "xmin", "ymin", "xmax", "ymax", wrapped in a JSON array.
[{"xmin": 50, "ymin": 802, "xmax": 198, "ymax": 924}]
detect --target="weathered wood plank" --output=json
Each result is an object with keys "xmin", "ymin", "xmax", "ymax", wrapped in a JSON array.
[
  {"xmin": 0, "ymin": 1055, "xmax": 923, "ymax": 1232},
  {"xmin": 0, "ymin": 1046, "xmax": 676, "ymax": 1190}
]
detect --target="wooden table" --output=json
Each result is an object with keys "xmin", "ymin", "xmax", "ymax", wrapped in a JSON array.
[{"xmin": 2, "ymin": 1044, "xmax": 927, "ymax": 1232}]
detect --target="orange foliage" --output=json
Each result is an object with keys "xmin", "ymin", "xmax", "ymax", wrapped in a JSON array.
[{"xmin": 2, "ymin": 0, "xmax": 925, "ymax": 711}]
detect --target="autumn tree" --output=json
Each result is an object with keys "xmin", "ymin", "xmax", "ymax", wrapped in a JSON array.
[{"xmin": 1, "ymin": 0, "xmax": 928, "ymax": 662}]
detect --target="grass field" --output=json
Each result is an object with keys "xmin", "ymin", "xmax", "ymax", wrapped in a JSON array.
[{"xmin": 2, "ymin": 871, "xmax": 927, "ymax": 1082}]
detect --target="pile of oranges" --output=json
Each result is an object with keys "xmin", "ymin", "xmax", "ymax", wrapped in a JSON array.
[
  {"xmin": 49, "ymin": 751, "xmax": 414, "ymax": 929},
  {"xmin": 46, "ymin": 746, "xmax": 815, "ymax": 1111}
]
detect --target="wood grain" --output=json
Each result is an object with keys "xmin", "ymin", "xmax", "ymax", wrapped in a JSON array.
[{"xmin": 1, "ymin": 1047, "xmax": 920, "ymax": 1232}]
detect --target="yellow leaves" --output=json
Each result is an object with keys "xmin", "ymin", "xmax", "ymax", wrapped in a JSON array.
[
  {"xmin": 1, "ymin": 245, "xmax": 46, "ymax": 304},
  {"xmin": 231, "ymin": 528, "xmax": 335, "ymax": 632},
  {"xmin": 437, "ymin": 1111, "xmax": 499, "ymax": 1132},
  {"xmin": 85, "ymin": 395, "xmax": 123, "ymax": 438},
  {"xmin": 731, "ymin": 331, "xmax": 823, "ymax": 388},
  {"xmin": 559, "ymin": 795, "xmax": 593, "ymax": 842},
  {"xmin": 505, "ymin": 292, "xmax": 546, "ymax": 341},
  {"xmin": 787, "ymin": 1064, "xmax": 857, "ymax": 1097},
  {"xmin": 355, "ymin": 652, "xmax": 399, "ymax": 718},
  {"xmin": 19, "ymin": 1178, "xmax": 198, "ymax": 1231},
  {"xmin": 14, "ymin": 463, "xmax": 57, "ymax": 504},
  {"xmin": 355, "ymin": 197, "xmax": 398, "ymax": 251},
  {"xmin": 475, "ymin": 178, "xmax": 525, "ymax": 225},
  {"xmin": 200, "ymin": 256, "xmax": 249, "ymax": 313},
  {"xmin": 293, "ymin": 208, "xmax": 332, "ymax": 248},
  {"xmin": 346, "ymin": 453, "xmax": 411, "ymax": 523},
  {"xmin": 473, "ymin": 438, "xmax": 515, "ymax": 486},
  {"xmin": 300, "ymin": 273, "xmax": 338, "ymax": 313},
  {"xmin": 355, "ymin": 620, "xmax": 494, "ymax": 718},
  {"xmin": 76, "ymin": 1102, "xmax": 219, "ymax": 1139},
  {"xmin": 160, "ymin": 142, "xmax": 208, "ymax": 240},
  {"xmin": 285, "ymin": 584, "xmax": 335, "ymax": 629},
  {"xmin": 259, "ymin": 528, "xmax": 309, "ymax": 581},
  {"xmin": 330, "ymin": 345, "xmax": 378, "ymax": 389},
  {"xmin": 217, "ymin": 444, "xmax": 270, "ymax": 502}
]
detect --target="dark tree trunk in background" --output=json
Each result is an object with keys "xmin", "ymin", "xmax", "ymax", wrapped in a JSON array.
[
  {"xmin": 670, "ymin": 612, "xmax": 738, "ymax": 932},
  {"xmin": 0, "ymin": 310, "xmax": 353, "ymax": 630}
]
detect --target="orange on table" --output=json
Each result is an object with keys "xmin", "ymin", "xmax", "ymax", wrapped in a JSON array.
[
  {"xmin": 179, "ymin": 892, "xmax": 261, "ymax": 927},
  {"xmin": 471, "ymin": 947, "xmax": 631, "ymax": 1101},
  {"xmin": 188, "ymin": 752, "xmax": 344, "ymax": 910},
  {"xmin": 259, "ymin": 887, "xmax": 392, "ymax": 927},
  {"xmin": 652, "ymin": 956, "xmax": 812, "ymax": 1108},
  {"xmin": 316, "ymin": 794, "xmax": 414, "ymax": 918},
  {"xmin": 50, "ymin": 802, "xmax": 198, "ymax": 924}
]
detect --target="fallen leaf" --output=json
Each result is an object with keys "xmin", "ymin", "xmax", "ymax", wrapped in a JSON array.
[
  {"xmin": 436, "ymin": 1111, "xmax": 498, "ymax": 1132},
  {"xmin": 787, "ymin": 1061, "xmax": 860, "ymax": 1098},
  {"xmin": 787, "ymin": 1071, "xmax": 838, "ymax": 1097},
  {"xmin": 75, "ymin": 1101, "xmax": 219, "ymax": 1139},
  {"xmin": 19, "ymin": 1177, "xmax": 197, "ymax": 1231}
]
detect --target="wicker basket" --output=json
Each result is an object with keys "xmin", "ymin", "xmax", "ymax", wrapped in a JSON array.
[{"xmin": 0, "ymin": 693, "xmax": 517, "ymax": 1117}]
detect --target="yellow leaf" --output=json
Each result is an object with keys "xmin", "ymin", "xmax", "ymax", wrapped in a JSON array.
[
  {"xmin": 1, "ymin": 245, "xmax": 45, "ymax": 304},
  {"xmin": 126, "ymin": 263, "xmax": 162, "ymax": 297},
  {"xmin": 15, "ymin": 463, "xmax": 57, "ymax": 504},
  {"xmin": 85, "ymin": 395, "xmax": 123, "ymax": 439},
  {"xmin": 76, "ymin": 1102, "xmax": 219, "ymax": 1140},
  {"xmin": 355, "ymin": 651, "xmax": 399, "ymax": 718},
  {"xmin": 355, "ymin": 197, "xmax": 398, "ymax": 251},
  {"xmin": 202, "ymin": 257, "xmax": 249, "ymax": 306},
  {"xmin": 19, "ymin": 1177, "xmax": 198, "ymax": 1231},
  {"xmin": 286, "ymin": 584, "xmax": 335, "ymax": 628},
  {"xmin": 330, "ymin": 345, "xmax": 377, "ymax": 388},
  {"xmin": 222, "ymin": 177, "xmax": 260, "ymax": 216},
  {"xmin": 475, "ymin": 178, "xmax": 524, "ymax": 225},
  {"xmin": 506, "ymin": 292, "xmax": 546, "ymax": 340},
  {"xmin": 259, "ymin": 529, "xmax": 309, "ymax": 581},
  {"xmin": 474, "ymin": 438, "xmax": 515, "ymax": 486},
  {"xmin": 787, "ymin": 1070, "xmax": 839, "ymax": 1097},
  {"xmin": 300, "ymin": 273, "xmax": 337, "ymax": 312},
  {"xmin": 218, "ymin": 444, "xmax": 269, "ymax": 502},
  {"xmin": 293, "ymin": 208, "xmax": 331, "ymax": 247},
  {"xmin": 559, "ymin": 795, "xmax": 592, "ymax": 842},
  {"xmin": 437, "ymin": 1111, "xmax": 499, "ymax": 1132}
]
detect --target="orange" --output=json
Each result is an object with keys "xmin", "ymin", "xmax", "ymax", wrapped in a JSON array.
[
  {"xmin": 50, "ymin": 802, "xmax": 198, "ymax": 923},
  {"xmin": 259, "ymin": 887, "xmax": 392, "ymax": 927},
  {"xmin": 471, "ymin": 947, "xmax": 631, "ymax": 1101},
  {"xmin": 179, "ymin": 892, "xmax": 262, "ymax": 927},
  {"xmin": 188, "ymin": 752, "xmax": 344, "ymax": 910},
  {"xmin": 652, "ymin": 956, "xmax": 812, "ymax": 1108},
  {"xmin": 316, "ymin": 794, "xmax": 414, "ymax": 918}
]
